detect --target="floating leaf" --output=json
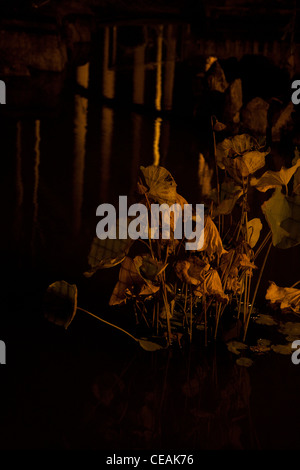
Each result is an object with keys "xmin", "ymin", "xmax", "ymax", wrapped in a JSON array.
[
  {"xmin": 250, "ymin": 338, "xmax": 271, "ymax": 354},
  {"xmin": 138, "ymin": 339, "xmax": 164, "ymax": 351},
  {"xmin": 137, "ymin": 165, "xmax": 178, "ymax": 205},
  {"xmin": 44, "ymin": 280, "xmax": 77, "ymax": 329},
  {"xmin": 236, "ymin": 357, "xmax": 254, "ymax": 367},
  {"xmin": 254, "ymin": 314, "xmax": 277, "ymax": 326},
  {"xmin": 251, "ymin": 159, "xmax": 300, "ymax": 192},
  {"xmin": 266, "ymin": 281, "xmax": 300, "ymax": 314},
  {"xmin": 226, "ymin": 340, "xmax": 248, "ymax": 355},
  {"xmin": 271, "ymin": 344, "xmax": 293, "ymax": 355},
  {"xmin": 278, "ymin": 321, "xmax": 300, "ymax": 338}
]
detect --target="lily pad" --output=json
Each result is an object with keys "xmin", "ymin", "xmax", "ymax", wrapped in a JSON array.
[
  {"xmin": 138, "ymin": 339, "xmax": 164, "ymax": 352},
  {"xmin": 271, "ymin": 344, "xmax": 293, "ymax": 355},
  {"xmin": 236, "ymin": 357, "xmax": 254, "ymax": 367},
  {"xmin": 227, "ymin": 340, "xmax": 248, "ymax": 355},
  {"xmin": 254, "ymin": 314, "xmax": 277, "ymax": 326}
]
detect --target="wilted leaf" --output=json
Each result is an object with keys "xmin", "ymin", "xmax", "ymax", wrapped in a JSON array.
[
  {"xmin": 197, "ymin": 215, "xmax": 227, "ymax": 258},
  {"xmin": 216, "ymin": 134, "xmax": 269, "ymax": 180},
  {"xmin": 109, "ymin": 256, "xmax": 159, "ymax": 306},
  {"xmin": 137, "ymin": 165, "xmax": 178, "ymax": 205},
  {"xmin": 134, "ymin": 254, "xmax": 165, "ymax": 281},
  {"xmin": 280, "ymin": 195, "xmax": 300, "ymax": 248},
  {"xmin": 214, "ymin": 120, "xmax": 226, "ymax": 132},
  {"xmin": 265, "ymin": 281, "xmax": 300, "ymax": 314},
  {"xmin": 251, "ymin": 159, "xmax": 300, "ymax": 192},
  {"xmin": 206, "ymin": 60, "xmax": 228, "ymax": 93},
  {"xmin": 247, "ymin": 218, "xmax": 263, "ymax": 248},
  {"xmin": 212, "ymin": 181, "xmax": 243, "ymax": 217},
  {"xmin": 44, "ymin": 280, "xmax": 77, "ymax": 329},
  {"xmin": 261, "ymin": 187, "xmax": 291, "ymax": 247},
  {"xmin": 271, "ymin": 102, "xmax": 294, "ymax": 142},
  {"xmin": 198, "ymin": 153, "xmax": 213, "ymax": 197},
  {"xmin": 175, "ymin": 257, "xmax": 209, "ymax": 287},
  {"xmin": 84, "ymin": 218, "xmax": 134, "ymax": 277},
  {"xmin": 293, "ymin": 150, "xmax": 300, "ymax": 194},
  {"xmin": 202, "ymin": 269, "xmax": 229, "ymax": 303}
]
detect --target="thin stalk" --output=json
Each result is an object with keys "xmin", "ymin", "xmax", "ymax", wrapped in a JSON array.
[
  {"xmin": 254, "ymin": 230, "xmax": 272, "ymax": 260},
  {"xmin": 243, "ymin": 240, "xmax": 272, "ymax": 341},
  {"xmin": 77, "ymin": 307, "xmax": 138, "ymax": 342},
  {"xmin": 291, "ymin": 280, "xmax": 300, "ymax": 288}
]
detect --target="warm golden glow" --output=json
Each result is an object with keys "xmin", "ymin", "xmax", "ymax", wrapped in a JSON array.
[
  {"xmin": 73, "ymin": 78, "xmax": 88, "ymax": 234},
  {"xmin": 133, "ymin": 43, "xmax": 146, "ymax": 105},
  {"xmin": 77, "ymin": 62, "xmax": 90, "ymax": 89},
  {"xmin": 153, "ymin": 117, "xmax": 162, "ymax": 166},
  {"xmin": 164, "ymin": 24, "xmax": 176, "ymax": 111},
  {"xmin": 103, "ymin": 26, "xmax": 116, "ymax": 100},
  {"xmin": 198, "ymin": 153, "xmax": 213, "ymax": 196},
  {"xmin": 155, "ymin": 25, "xmax": 163, "ymax": 112},
  {"xmin": 100, "ymin": 106, "xmax": 114, "ymax": 201}
]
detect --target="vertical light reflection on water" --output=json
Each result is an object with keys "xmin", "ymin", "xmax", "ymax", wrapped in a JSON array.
[
  {"xmin": 163, "ymin": 24, "xmax": 176, "ymax": 111},
  {"xmin": 31, "ymin": 119, "xmax": 40, "ymax": 254},
  {"xmin": 103, "ymin": 26, "xmax": 116, "ymax": 100},
  {"xmin": 198, "ymin": 153, "xmax": 213, "ymax": 198},
  {"xmin": 153, "ymin": 25, "xmax": 163, "ymax": 166},
  {"xmin": 131, "ymin": 113, "xmax": 142, "ymax": 195},
  {"xmin": 73, "ymin": 63, "xmax": 89, "ymax": 235},
  {"xmin": 133, "ymin": 39, "xmax": 146, "ymax": 106},
  {"xmin": 15, "ymin": 121, "xmax": 23, "ymax": 235},
  {"xmin": 153, "ymin": 117, "xmax": 162, "ymax": 166},
  {"xmin": 100, "ymin": 26, "xmax": 116, "ymax": 201},
  {"xmin": 155, "ymin": 25, "xmax": 163, "ymax": 112}
]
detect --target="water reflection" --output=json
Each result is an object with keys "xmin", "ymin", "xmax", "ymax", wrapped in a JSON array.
[
  {"xmin": 32, "ymin": 120, "xmax": 40, "ymax": 252},
  {"xmin": 73, "ymin": 64, "xmax": 89, "ymax": 235},
  {"xmin": 4, "ymin": 22, "xmax": 201, "ymax": 273}
]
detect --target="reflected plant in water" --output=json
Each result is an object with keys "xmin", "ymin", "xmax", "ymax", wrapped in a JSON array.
[{"xmin": 43, "ymin": 120, "xmax": 300, "ymax": 352}]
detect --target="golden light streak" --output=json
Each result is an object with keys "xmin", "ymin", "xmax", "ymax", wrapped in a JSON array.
[
  {"xmin": 153, "ymin": 117, "xmax": 162, "ymax": 166},
  {"xmin": 103, "ymin": 26, "xmax": 116, "ymax": 100},
  {"xmin": 155, "ymin": 25, "xmax": 163, "ymax": 112},
  {"xmin": 73, "ymin": 74, "xmax": 88, "ymax": 234}
]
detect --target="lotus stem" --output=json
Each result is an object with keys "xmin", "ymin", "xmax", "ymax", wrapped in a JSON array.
[
  {"xmin": 243, "ymin": 240, "xmax": 272, "ymax": 341},
  {"xmin": 77, "ymin": 307, "xmax": 138, "ymax": 342},
  {"xmin": 291, "ymin": 280, "xmax": 300, "ymax": 288}
]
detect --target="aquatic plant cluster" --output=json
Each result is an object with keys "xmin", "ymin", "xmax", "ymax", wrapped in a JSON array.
[{"xmin": 44, "ymin": 125, "xmax": 300, "ymax": 353}]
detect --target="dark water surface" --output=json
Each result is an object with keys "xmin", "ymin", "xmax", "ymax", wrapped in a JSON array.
[{"xmin": 1, "ymin": 22, "xmax": 300, "ymax": 450}]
